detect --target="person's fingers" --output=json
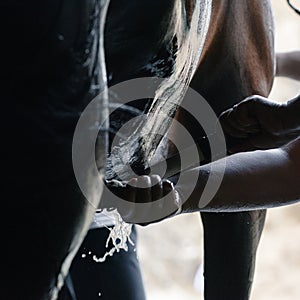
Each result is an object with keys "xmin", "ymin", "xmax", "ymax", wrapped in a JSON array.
[
  {"xmin": 220, "ymin": 109, "xmax": 250, "ymax": 138},
  {"xmin": 135, "ymin": 175, "xmax": 152, "ymax": 203},
  {"xmin": 162, "ymin": 179, "xmax": 182, "ymax": 216},
  {"xmin": 126, "ymin": 175, "xmax": 163, "ymax": 225},
  {"xmin": 162, "ymin": 179, "xmax": 174, "ymax": 196},
  {"xmin": 150, "ymin": 174, "xmax": 163, "ymax": 201},
  {"xmin": 286, "ymin": 131, "xmax": 300, "ymax": 140},
  {"xmin": 228, "ymin": 132, "xmax": 289, "ymax": 153},
  {"xmin": 126, "ymin": 178, "xmax": 138, "ymax": 203},
  {"xmin": 102, "ymin": 179, "xmax": 126, "ymax": 200},
  {"xmin": 222, "ymin": 118, "xmax": 249, "ymax": 138},
  {"xmin": 229, "ymin": 104, "xmax": 260, "ymax": 133},
  {"xmin": 249, "ymin": 133, "xmax": 296, "ymax": 149},
  {"xmin": 229, "ymin": 133, "xmax": 276, "ymax": 153},
  {"xmin": 127, "ymin": 177, "xmax": 138, "ymax": 185},
  {"xmin": 220, "ymin": 96, "xmax": 272, "ymax": 135}
]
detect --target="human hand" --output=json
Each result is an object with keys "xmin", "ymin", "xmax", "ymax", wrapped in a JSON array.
[
  {"xmin": 219, "ymin": 95, "xmax": 298, "ymax": 153},
  {"xmin": 101, "ymin": 175, "xmax": 182, "ymax": 225},
  {"xmin": 276, "ymin": 50, "xmax": 300, "ymax": 81}
]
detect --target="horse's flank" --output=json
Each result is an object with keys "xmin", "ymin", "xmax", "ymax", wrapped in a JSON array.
[{"xmin": 194, "ymin": 0, "xmax": 275, "ymax": 112}]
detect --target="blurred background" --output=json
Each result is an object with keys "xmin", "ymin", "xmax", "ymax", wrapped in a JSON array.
[{"xmin": 136, "ymin": 1, "xmax": 300, "ymax": 299}]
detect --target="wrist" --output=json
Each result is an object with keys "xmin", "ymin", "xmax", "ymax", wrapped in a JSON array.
[
  {"xmin": 285, "ymin": 97, "xmax": 300, "ymax": 133},
  {"xmin": 276, "ymin": 51, "xmax": 300, "ymax": 80},
  {"xmin": 179, "ymin": 167, "xmax": 210, "ymax": 212},
  {"xmin": 275, "ymin": 53, "xmax": 283, "ymax": 77}
]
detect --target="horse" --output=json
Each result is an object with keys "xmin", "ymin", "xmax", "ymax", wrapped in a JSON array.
[
  {"xmin": 0, "ymin": 0, "xmax": 274, "ymax": 299},
  {"xmin": 1, "ymin": 1, "xmax": 109, "ymax": 299},
  {"xmin": 105, "ymin": 0, "xmax": 274, "ymax": 299}
]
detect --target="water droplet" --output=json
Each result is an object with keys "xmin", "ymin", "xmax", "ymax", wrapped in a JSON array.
[{"xmin": 57, "ymin": 34, "xmax": 64, "ymax": 41}]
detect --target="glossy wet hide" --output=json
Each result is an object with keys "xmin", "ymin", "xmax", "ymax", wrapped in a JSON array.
[{"xmin": 0, "ymin": 1, "xmax": 108, "ymax": 299}]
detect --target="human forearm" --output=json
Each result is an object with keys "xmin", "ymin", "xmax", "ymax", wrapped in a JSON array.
[
  {"xmin": 276, "ymin": 51, "xmax": 300, "ymax": 81},
  {"xmin": 284, "ymin": 94, "xmax": 300, "ymax": 133},
  {"xmin": 177, "ymin": 138, "xmax": 300, "ymax": 212},
  {"xmin": 105, "ymin": 139, "xmax": 300, "ymax": 223}
]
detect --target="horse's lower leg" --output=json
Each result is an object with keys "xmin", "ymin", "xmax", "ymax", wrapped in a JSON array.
[{"xmin": 200, "ymin": 210, "xmax": 266, "ymax": 300}]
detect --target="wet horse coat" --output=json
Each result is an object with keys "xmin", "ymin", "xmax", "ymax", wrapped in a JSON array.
[{"xmin": 1, "ymin": 0, "xmax": 274, "ymax": 299}]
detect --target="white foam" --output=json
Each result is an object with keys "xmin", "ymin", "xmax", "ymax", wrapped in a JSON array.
[{"xmin": 92, "ymin": 209, "xmax": 134, "ymax": 263}]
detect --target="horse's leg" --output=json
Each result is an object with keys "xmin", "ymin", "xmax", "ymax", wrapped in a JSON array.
[
  {"xmin": 201, "ymin": 211, "xmax": 266, "ymax": 299},
  {"xmin": 182, "ymin": 1, "xmax": 275, "ymax": 298}
]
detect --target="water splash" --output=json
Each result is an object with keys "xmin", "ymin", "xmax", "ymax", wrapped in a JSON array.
[{"xmin": 92, "ymin": 209, "xmax": 134, "ymax": 263}]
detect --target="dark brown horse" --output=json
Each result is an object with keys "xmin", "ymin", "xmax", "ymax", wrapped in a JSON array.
[{"xmin": 1, "ymin": 0, "xmax": 274, "ymax": 299}]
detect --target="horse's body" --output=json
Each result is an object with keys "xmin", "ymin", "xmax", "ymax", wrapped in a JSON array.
[{"xmin": 1, "ymin": 0, "xmax": 274, "ymax": 299}]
